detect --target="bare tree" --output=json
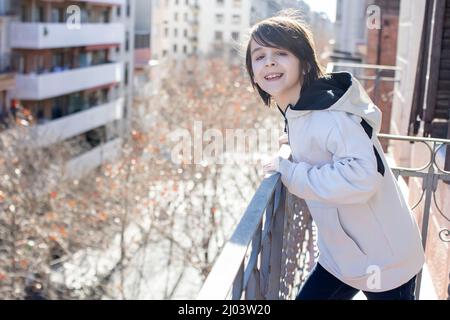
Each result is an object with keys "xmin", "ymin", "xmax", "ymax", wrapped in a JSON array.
[{"xmin": 0, "ymin": 56, "xmax": 281, "ymax": 300}]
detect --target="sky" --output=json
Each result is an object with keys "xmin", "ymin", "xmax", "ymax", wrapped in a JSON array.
[{"xmin": 303, "ymin": 0, "xmax": 337, "ymax": 22}]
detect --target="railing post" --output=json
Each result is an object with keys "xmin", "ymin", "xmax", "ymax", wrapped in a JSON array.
[
  {"xmin": 265, "ymin": 182, "xmax": 286, "ymax": 299},
  {"xmin": 415, "ymin": 142, "xmax": 439, "ymax": 299},
  {"xmin": 245, "ymin": 222, "xmax": 263, "ymax": 300},
  {"xmin": 260, "ymin": 189, "xmax": 276, "ymax": 299},
  {"xmin": 232, "ymin": 261, "xmax": 244, "ymax": 300}
]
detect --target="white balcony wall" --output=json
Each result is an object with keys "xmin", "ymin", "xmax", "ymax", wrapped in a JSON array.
[
  {"xmin": 14, "ymin": 62, "xmax": 122, "ymax": 100},
  {"xmin": 31, "ymin": 98, "xmax": 124, "ymax": 148},
  {"xmin": 65, "ymin": 138, "xmax": 122, "ymax": 179},
  {"xmin": 9, "ymin": 23, "xmax": 124, "ymax": 49}
]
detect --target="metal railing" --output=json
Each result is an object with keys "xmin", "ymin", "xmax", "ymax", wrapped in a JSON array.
[
  {"xmin": 326, "ymin": 62, "xmax": 401, "ymax": 104},
  {"xmin": 197, "ymin": 172, "xmax": 317, "ymax": 300},
  {"xmin": 197, "ymin": 134, "xmax": 450, "ymax": 300},
  {"xmin": 378, "ymin": 133, "xmax": 450, "ymax": 298}
]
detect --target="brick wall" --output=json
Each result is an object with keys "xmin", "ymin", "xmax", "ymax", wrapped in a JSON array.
[
  {"xmin": 365, "ymin": 2, "xmax": 399, "ymax": 149},
  {"xmin": 390, "ymin": 0, "xmax": 450, "ymax": 299}
]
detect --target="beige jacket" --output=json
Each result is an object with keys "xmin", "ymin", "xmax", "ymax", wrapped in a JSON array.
[{"xmin": 277, "ymin": 72, "xmax": 424, "ymax": 292}]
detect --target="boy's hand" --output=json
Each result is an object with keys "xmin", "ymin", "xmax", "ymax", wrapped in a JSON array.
[
  {"xmin": 278, "ymin": 133, "xmax": 288, "ymax": 147},
  {"xmin": 262, "ymin": 155, "xmax": 280, "ymax": 175}
]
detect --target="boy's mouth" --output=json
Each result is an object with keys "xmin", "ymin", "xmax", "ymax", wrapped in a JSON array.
[{"xmin": 264, "ymin": 73, "xmax": 284, "ymax": 81}]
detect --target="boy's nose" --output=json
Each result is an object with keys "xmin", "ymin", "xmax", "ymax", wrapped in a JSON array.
[{"xmin": 265, "ymin": 59, "xmax": 276, "ymax": 67}]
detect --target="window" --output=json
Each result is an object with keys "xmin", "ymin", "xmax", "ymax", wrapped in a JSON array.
[
  {"xmin": 20, "ymin": 4, "xmax": 28, "ymax": 22},
  {"xmin": 232, "ymin": 14, "xmax": 241, "ymax": 24},
  {"xmin": 102, "ymin": 9, "xmax": 109, "ymax": 23},
  {"xmin": 215, "ymin": 14, "xmax": 224, "ymax": 23},
  {"xmin": 183, "ymin": 45, "xmax": 187, "ymax": 54},
  {"xmin": 184, "ymin": 12, "xmax": 188, "ymax": 22},
  {"xmin": 36, "ymin": 103, "xmax": 46, "ymax": 123},
  {"xmin": 52, "ymin": 97, "xmax": 64, "ymax": 119},
  {"xmin": 214, "ymin": 31, "xmax": 223, "ymax": 41},
  {"xmin": 231, "ymin": 32, "xmax": 239, "ymax": 41},
  {"xmin": 68, "ymin": 93, "xmax": 83, "ymax": 113},
  {"xmin": 216, "ymin": 0, "xmax": 224, "ymax": 6},
  {"xmin": 184, "ymin": 29, "xmax": 188, "ymax": 37},
  {"xmin": 52, "ymin": 52, "xmax": 64, "ymax": 70},
  {"xmin": 164, "ymin": 27, "xmax": 169, "ymax": 37},
  {"xmin": 79, "ymin": 52, "xmax": 88, "ymax": 68},
  {"xmin": 163, "ymin": 49, "xmax": 168, "ymax": 57},
  {"xmin": 38, "ymin": 5, "xmax": 44, "ymax": 22},
  {"xmin": 336, "ymin": 0, "xmax": 342, "ymax": 21},
  {"xmin": 173, "ymin": 44, "xmax": 177, "ymax": 53},
  {"xmin": 81, "ymin": 8, "xmax": 88, "ymax": 23},
  {"xmin": 101, "ymin": 88, "xmax": 109, "ymax": 103},
  {"xmin": 175, "ymin": 0, "xmax": 179, "ymax": 4},
  {"xmin": 233, "ymin": 0, "xmax": 241, "ymax": 8},
  {"xmin": 174, "ymin": 28, "xmax": 178, "ymax": 37},
  {"xmin": 174, "ymin": 12, "xmax": 178, "ymax": 21}
]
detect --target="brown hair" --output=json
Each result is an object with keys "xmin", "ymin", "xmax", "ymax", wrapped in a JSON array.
[{"xmin": 245, "ymin": 9, "xmax": 325, "ymax": 107}]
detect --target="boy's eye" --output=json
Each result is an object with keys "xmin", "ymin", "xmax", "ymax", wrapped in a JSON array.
[{"xmin": 254, "ymin": 51, "xmax": 287, "ymax": 61}]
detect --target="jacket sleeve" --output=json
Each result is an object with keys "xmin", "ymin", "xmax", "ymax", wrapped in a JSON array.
[{"xmin": 277, "ymin": 112, "xmax": 383, "ymax": 205}]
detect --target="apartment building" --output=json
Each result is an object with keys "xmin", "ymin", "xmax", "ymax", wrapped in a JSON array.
[
  {"xmin": 134, "ymin": 0, "xmax": 152, "ymax": 97},
  {"xmin": 151, "ymin": 0, "xmax": 251, "ymax": 61},
  {"xmin": 135, "ymin": 0, "xmax": 151, "ymax": 50},
  {"xmin": 250, "ymin": 0, "xmax": 310, "ymax": 24},
  {"xmin": 334, "ymin": 0, "xmax": 367, "ymax": 60},
  {"xmin": 0, "ymin": 0, "xmax": 17, "ymax": 127},
  {"xmin": 6, "ymin": 0, "xmax": 134, "ymax": 178}
]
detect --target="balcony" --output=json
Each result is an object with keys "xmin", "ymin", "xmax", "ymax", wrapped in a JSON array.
[
  {"xmin": 0, "ymin": 53, "xmax": 15, "ymax": 91},
  {"xmin": 198, "ymin": 134, "xmax": 450, "ymax": 300},
  {"xmin": 198, "ymin": 63, "xmax": 450, "ymax": 300},
  {"xmin": 0, "ymin": 0, "xmax": 19, "ymax": 16},
  {"xmin": 189, "ymin": 2, "xmax": 200, "ymax": 14},
  {"xmin": 65, "ymin": 137, "xmax": 122, "ymax": 180},
  {"xmin": 9, "ymin": 23, "xmax": 124, "ymax": 49},
  {"xmin": 31, "ymin": 98, "xmax": 124, "ymax": 148},
  {"xmin": 189, "ymin": 36, "xmax": 199, "ymax": 44},
  {"xmin": 14, "ymin": 62, "xmax": 122, "ymax": 100}
]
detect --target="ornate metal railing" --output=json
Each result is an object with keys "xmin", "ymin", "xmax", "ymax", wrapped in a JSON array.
[
  {"xmin": 197, "ymin": 133, "xmax": 450, "ymax": 300},
  {"xmin": 378, "ymin": 133, "xmax": 450, "ymax": 298}
]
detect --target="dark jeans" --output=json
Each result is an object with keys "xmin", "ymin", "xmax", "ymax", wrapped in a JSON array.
[{"xmin": 296, "ymin": 263, "xmax": 417, "ymax": 300}]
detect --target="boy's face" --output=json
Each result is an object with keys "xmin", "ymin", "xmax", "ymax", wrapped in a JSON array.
[{"xmin": 250, "ymin": 38, "xmax": 302, "ymax": 102}]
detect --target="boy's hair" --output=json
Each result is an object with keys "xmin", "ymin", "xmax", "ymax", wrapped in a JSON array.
[{"xmin": 245, "ymin": 9, "xmax": 325, "ymax": 107}]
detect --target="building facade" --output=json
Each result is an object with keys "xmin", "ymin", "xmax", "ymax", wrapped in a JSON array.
[
  {"xmin": 0, "ymin": 0, "xmax": 17, "ymax": 127},
  {"xmin": 151, "ymin": 0, "xmax": 251, "ymax": 61},
  {"xmin": 4, "ymin": 0, "xmax": 134, "ymax": 178},
  {"xmin": 334, "ymin": 0, "xmax": 367, "ymax": 59}
]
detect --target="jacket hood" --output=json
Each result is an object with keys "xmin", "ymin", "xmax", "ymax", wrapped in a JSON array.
[{"xmin": 283, "ymin": 72, "xmax": 382, "ymax": 134}]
